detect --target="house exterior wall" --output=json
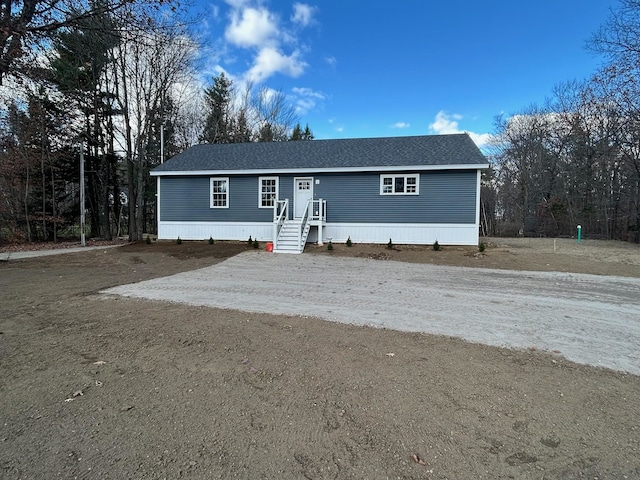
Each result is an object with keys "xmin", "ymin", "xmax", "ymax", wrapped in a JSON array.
[
  {"xmin": 310, "ymin": 171, "xmax": 476, "ymax": 223},
  {"xmin": 157, "ymin": 169, "xmax": 481, "ymax": 244},
  {"xmin": 306, "ymin": 223, "xmax": 478, "ymax": 245},
  {"xmin": 160, "ymin": 176, "xmax": 273, "ymax": 222}
]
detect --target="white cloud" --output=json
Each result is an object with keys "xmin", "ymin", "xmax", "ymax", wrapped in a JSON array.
[
  {"xmin": 328, "ymin": 118, "xmax": 345, "ymax": 133},
  {"xmin": 325, "ymin": 56, "xmax": 337, "ymax": 67},
  {"xmin": 292, "ymin": 86, "xmax": 325, "ymax": 99},
  {"xmin": 245, "ymin": 47, "xmax": 306, "ymax": 83},
  {"xmin": 294, "ymin": 98, "xmax": 315, "ymax": 115},
  {"xmin": 429, "ymin": 111, "xmax": 463, "ymax": 134},
  {"xmin": 467, "ymin": 132, "xmax": 492, "ymax": 148},
  {"xmin": 225, "ymin": 7, "xmax": 278, "ymax": 48},
  {"xmin": 428, "ymin": 110, "xmax": 491, "ymax": 148},
  {"xmin": 291, "ymin": 3, "xmax": 316, "ymax": 26},
  {"xmin": 291, "ymin": 86, "xmax": 326, "ymax": 115},
  {"xmin": 218, "ymin": 1, "xmax": 313, "ymax": 84},
  {"xmin": 391, "ymin": 122, "xmax": 410, "ymax": 129},
  {"xmin": 224, "ymin": 0, "xmax": 250, "ymax": 9}
]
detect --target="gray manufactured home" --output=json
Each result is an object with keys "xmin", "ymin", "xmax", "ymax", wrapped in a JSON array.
[{"xmin": 151, "ymin": 133, "xmax": 488, "ymax": 253}]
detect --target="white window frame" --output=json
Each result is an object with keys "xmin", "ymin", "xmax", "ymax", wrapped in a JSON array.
[
  {"xmin": 258, "ymin": 176, "xmax": 279, "ymax": 208},
  {"xmin": 380, "ymin": 174, "xmax": 420, "ymax": 195},
  {"xmin": 210, "ymin": 177, "xmax": 229, "ymax": 208}
]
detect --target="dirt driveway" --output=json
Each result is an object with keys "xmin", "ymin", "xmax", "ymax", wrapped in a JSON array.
[
  {"xmin": 1, "ymin": 238, "xmax": 639, "ymax": 479},
  {"xmin": 105, "ymin": 250, "xmax": 640, "ymax": 376}
]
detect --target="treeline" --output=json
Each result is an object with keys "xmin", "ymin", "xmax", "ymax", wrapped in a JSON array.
[
  {"xmin": 0, "ymin": 1, "xmax": 312, "ymax": 245},
  {"xmin": 485, "ymin": 0, "xmax": 640, "ymax": 242}
]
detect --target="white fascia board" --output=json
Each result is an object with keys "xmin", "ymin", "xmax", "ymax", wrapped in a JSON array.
[{"xmin": 150, "ymin": 163, "xmax": 490, "ymax": 177}]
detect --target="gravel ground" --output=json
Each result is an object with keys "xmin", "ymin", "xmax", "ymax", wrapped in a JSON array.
[{"xmin": 105, "ymin": 250, "xmax": 640, "ymax": 376}]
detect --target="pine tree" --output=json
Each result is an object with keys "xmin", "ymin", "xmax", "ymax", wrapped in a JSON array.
[
  {"xmin": 290, "ymin": 122, "xmax": 313, "ymax": 141},
  {"xmin": 201, "ymin": 73, "xmax": 234, "ymax": 144},
  {"xmin": 290, "ymin": 123, "xmax": 302, "ymax": 141},
  {"xmin": 49, "ymin": 10, "xmax": 121, "ymax": 240},
  {"xmin": 302, "ymin": 123, "xmax": 314, "ymax": 140}
]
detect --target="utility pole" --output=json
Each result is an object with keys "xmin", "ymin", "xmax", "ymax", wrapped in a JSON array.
[
  {"xmin": 160, "ymin": 94, "xmax": 165, "ymax": 164},
  {"xmin": 80, "ymin": 141, "xmax": 86, "ymax": 247},
  {"xmin": 160, "ymin": 124, "xmax": 164, "ymax": 164}
]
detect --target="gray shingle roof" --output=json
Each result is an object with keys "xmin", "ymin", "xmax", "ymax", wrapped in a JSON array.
[{"xmin": 152, "ymin": 133, "xmax": 487, "ymax": 174}]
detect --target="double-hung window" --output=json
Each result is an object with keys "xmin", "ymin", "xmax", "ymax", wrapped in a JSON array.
[
  {"xmin": 259, "ymin": 177, "xmax": 279, "ymax": 208},
  {"xmin": 380, "ymin": 174, "xmax": 419, "ymax": 195},
  {"xmin": 210, "ymin": 177, "xmax": 229, "ymax": 208}
]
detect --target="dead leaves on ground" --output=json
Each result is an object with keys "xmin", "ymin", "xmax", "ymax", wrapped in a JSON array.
[
  {"xmin": 412, "ymin": 453, "xmax": 426, "ymax": 465},
  {"xmin": 64, "ymin": 359, "xmax": 107, "ymax": 403},
  {"xmin": 64, "ymin": 390, "xmax": 84, "ymax": 403}
]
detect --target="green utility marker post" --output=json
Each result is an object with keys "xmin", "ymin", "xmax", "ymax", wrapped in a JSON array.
[{"xmin": 577, "ymin": 225, "xmax": 582, "ymax": 244}]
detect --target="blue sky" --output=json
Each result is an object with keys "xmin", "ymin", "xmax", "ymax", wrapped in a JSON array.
[{"xmin": 196, "ymin": 1, "xmax": 615, "ymax": 146}]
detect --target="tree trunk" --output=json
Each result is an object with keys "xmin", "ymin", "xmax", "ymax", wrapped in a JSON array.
[
  {"xmin": 48, "ymin": 148, "xmax": 57, "ymax": 243},
  {"xmin": 40, "ymin": 110, "xmax": 47, "ymax": 240},
  {"xmin": 24, "ymin": 157, "xmax": 31, "ymax": 242}
]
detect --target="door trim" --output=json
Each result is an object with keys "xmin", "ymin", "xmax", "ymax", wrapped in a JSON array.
[{"xmin": 293, "ymin": 177, "xmax": 314, "ymax": 218}]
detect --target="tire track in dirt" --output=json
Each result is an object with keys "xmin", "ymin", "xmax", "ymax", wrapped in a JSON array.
[{"xmin": 104, "ymin": 251, "xmax": 640, "ymax": 376}]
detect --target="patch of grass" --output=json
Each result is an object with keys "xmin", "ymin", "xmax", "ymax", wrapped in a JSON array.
[
  {"xmin": 176, "ymin": 236, "xmax": 182, "ymax": 245},
  {"xmin": 252, "ymin": 239, "xmax": 259, "ymax": 249},
  {"xmin": 327, "ymin": 241, "xmax": 334, "ymax": 251},
  {"xmin": 146, "ymin": 235, "xmax": 151, "ymax": 244},
  {"xmin": 433, "ymin": 240, "xmax": 440, "ymax": 251},
  {"xmin": 209, "ymin": 236, "xmax": 214, "ymax": 245},
  {"xmin": 478, "ymin": 242, "xmax": 486, "ymax": 252},
  {"xmin": 346, "ymin": 236, "xmax": 353, "ymax": 247}
]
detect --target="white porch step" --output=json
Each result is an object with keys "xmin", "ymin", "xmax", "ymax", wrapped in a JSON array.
[
  {"xmin": 273, "ymin": 248, "xmax": 302, "ymax": 254},
  {"xmin": 273, "ymin": 219, "xmax": 311, "ymax": 254}
]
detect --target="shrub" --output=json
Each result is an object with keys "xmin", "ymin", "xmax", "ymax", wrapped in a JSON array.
[
  {"xmin": 327, "ymin": 241, "xmax": 334, "ymax": 251},
  {"xmin": 252, "ymin": 239, "xmax": 259, "ymax": 249},
  {"xmin": 478, "ymin": 242, "xmax": 486, "ymax": 253},
  {"xmin": 209, "ymin": 236, "xmax": 214, "ymax": 245},
  {"xmin": 387, "ymin": 238, "xmax": 393, "ymax": 250},
  {"xmin": 433, "ymin": 240, "xmax": 440, "ymax": 251},
  {"xmin": 176, "ymin": 236, "xmax": 182, "ymax": 245},
  {"xmin": 145, "ymin": 235, "xmax": 151, "ymax": 244},
  {"xmin": 346, "ymin": 236, "xmax": 353, "ymax": 247},
  {"xmin": 247, "ymin": 235, "xmax": 253, "ymax": 246}
]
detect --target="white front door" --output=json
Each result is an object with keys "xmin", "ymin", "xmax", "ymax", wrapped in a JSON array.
[{"xmin": 294, "ymin": 177, "xmax": 314, "ymax": 218}]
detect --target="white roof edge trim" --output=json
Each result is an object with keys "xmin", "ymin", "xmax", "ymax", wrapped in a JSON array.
[{"xmin": 150, "ymin": 163, "xmax": 490, "ymax": 176}]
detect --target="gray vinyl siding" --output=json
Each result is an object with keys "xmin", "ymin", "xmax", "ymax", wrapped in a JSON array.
[
  {"xmin": 160, "ymin": 176, "xmax": 274, "ymax": 222},
  {"xmin": 279, "ymin": 177, "xmax": 293, "ymax": 214},
  {"xmin": 161, "ymin": 170, "xmax": 477, "ymax": 224},
  {"xmin": 311, "ymin": 170, "xmax": 477, "ymax": 223}
]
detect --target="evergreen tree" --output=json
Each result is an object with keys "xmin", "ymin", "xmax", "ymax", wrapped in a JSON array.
[
  {"xmin": 258, "ymin": 123, "xmax": 274, "ymax": 142},
  {"xmin": 289, "ymin": 122, "xmax": 314, "ymax": 141},
  {"xmin": 302, "ymin": 123, "xmax": 314, "ymax": 140},
  {"xmin": 49, "ymin": 10, "xmax": 121, "ymax": 239},
  {"xmin": 232, "ymin": 108, "xmax": 253, "ymax": 143},
  {"xmin": 290, "ymin": 123, "xmax": 302, "ymax": 141},
  {"xmin": 201, "ymin": 72, "xmax": 234, "ymax": 144}
]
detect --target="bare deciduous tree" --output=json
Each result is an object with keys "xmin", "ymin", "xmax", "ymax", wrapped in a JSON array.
[
  {"xmin": 0, "ymin": 0, "xmax": 181, "ymax": 85},
  {"xmin": 251, "ymin": 85, "xmax": 298, "ymax": 142},
  {"xmin": 111, "ymin": 22, "xmax": 198, "ymax": 241}
]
